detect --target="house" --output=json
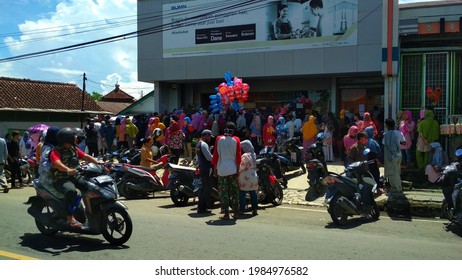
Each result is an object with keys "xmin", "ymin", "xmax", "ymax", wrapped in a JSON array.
[
  {"xmin": 96, "ymin": 84, "xmax": 136, "ymax": 116},
  {"xmin": 0, "ymin": 76, "xmax": 110, "ymax": 134},
  {"xmin": 117, "ymin": 90, "xmax": 156, "ymax": 116}
]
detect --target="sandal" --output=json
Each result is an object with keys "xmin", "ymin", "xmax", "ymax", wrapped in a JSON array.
[
  {"xmin": 69, "ymin": 218, "xmax": 82, "ymax": 228},
  {"xmin": 219, "ymin": 214, "xmax": 230, "ymax": 220}
]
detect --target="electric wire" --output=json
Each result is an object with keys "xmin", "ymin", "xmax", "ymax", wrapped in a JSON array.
[{"xmin": 0, "ymin": 0, "xmax": 268, "ymax": 63}]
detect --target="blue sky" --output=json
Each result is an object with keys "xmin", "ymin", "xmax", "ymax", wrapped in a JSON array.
[{"xmin": 0, "ymin": 0, "xmax": 442, "ymax": 99}]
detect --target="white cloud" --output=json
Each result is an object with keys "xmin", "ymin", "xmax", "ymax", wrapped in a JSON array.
[
  {"xmin": 39, "ymin": 67, "xmax": 83, "ymax": 76},
  {"xmin": 3, "ymin": 0, "xmax": 150, "ymax": 99}
]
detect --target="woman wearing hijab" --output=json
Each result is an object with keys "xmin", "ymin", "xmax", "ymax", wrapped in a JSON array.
[
  {"xmin": 276, "ymin": 116, "xmax": 289, "ymax": 151},
  {"xmin": 343, "ymin": 125, "xmax": 358, "ymax": 170},
  {"xmin": 238, "ymin": 140, "xmax": 259, "ymax": 216},
  {"xmin": 183, "ymin": 116, "xmax": 195, "ymax": 163},
  {"xmin": 416, "ymin": 110, "xmax": 440, "ymax": 169},
  {"xmin": 357, "ymin": 112, "xmax": 378, "ymax": 137},
  {"xmin": 38, "ymin": 126, "xmax": 60, "ymax": 191},
  {"xmin": 125, "ymin": 117, "xmax": 139, "ymax": 149},
  {"xmin": 399, "ymin": 110, "xmax": 415, "ymax": 168},
  {"xmin": 425, "ymin": 142, "xmax": 444, "ymax": 183},
  {"xmin": 262, "ymin": 116, "xmax": 276, "ymax": 147},
  {"xmin": 301, "ymin": 115, "xmax": 318, "ymax": 161},
  {"xmin": 168, "ymin": 120, "xmax": 184, "ymax": 164},
  {"xmin": 117, "ymin": 117, "xmax": 128, "ymax": 149},
  {"xmin": 19, "ymin": 131, "xmax": 33, "ymax": 158}
]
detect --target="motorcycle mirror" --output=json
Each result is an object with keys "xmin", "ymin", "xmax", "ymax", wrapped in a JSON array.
[
  {"xmin": 363, "ymin": 148, "xmax": 370, "ymax": 155},
  {"xmin": 455, "ymin": 149, "xmax": 462, "ymax": 157}
]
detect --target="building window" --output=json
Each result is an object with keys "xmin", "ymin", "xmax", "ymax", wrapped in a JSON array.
[{"xmin": 400, "ymin": 52, "xmax": 448, "ymax": 123}]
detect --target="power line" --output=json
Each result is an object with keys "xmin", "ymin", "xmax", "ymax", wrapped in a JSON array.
[{"xmin": 0, "ymin": 0, "xmax": 267, "ymax": 63}]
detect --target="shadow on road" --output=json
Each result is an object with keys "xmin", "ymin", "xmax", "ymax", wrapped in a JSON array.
[
  {"xmin": 324, "ymin": 216, "xmax": 380, "ymax": 230},
  {"xmin": 19, "ymin": 233, "xmax": 128, "ymax": 257}
]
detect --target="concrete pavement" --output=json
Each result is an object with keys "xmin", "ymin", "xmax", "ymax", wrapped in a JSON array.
[{"xmin": 282, "ymin": 161, "xmax": 445, "ymax": 218}]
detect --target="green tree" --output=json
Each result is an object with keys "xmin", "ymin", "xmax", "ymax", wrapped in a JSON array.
[{"xmin": 90, "ymin": 91, "xmax": 103, "ymax": 101}]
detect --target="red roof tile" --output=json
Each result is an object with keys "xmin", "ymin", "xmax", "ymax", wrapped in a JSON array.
[
  {"xmin": 101, "ymin": 84, "xmax": 136, "ymax": 103},
  {"xmin": 0, "ymin": 76, "xmax": 104, "ymax": 112}
]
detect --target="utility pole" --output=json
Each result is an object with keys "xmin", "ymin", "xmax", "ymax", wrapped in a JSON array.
[{"xmin": 81, "ymin": 73, "xmax": 87, "ymax": 128}]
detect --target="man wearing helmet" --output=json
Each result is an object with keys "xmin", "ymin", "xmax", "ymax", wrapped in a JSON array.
[{"xmin": 49, "ymin": 127, "xmax": 99, "ymax": 228}]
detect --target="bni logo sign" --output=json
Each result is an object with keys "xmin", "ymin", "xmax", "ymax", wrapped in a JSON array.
[{"xmin": 171, "ymin": 4, "xmax": 187, "ymax": 10}]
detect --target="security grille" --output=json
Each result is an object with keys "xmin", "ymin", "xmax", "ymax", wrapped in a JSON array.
[
  {"xmin": 400, "ymin": 52, "xmax": 448, "ymax": 123},
  {"xmin": 425, "ymin": 53, "xmax": 447, "ymax": 123}
]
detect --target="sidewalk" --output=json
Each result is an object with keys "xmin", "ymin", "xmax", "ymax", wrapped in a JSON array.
[{"xmin": 282, "ymin": 161, "xmax": 445, "ymax": 218}]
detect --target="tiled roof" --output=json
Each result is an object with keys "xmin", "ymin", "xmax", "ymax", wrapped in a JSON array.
[
  {"xmin": 0, "ymin": 76, "xmax": 104, "ymax": 112},
  {"xmin": 101, "ymin": 84, "xmax": 136, "ymax": 103},
  {"xmin": 96, "ymin": 101, "xmax": 134, "ymax": 115}
]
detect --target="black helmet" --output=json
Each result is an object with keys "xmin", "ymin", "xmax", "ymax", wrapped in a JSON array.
[
  {"xmin": 57, "ymin": 127, "xmax": 76, "ymax": 146},
  {"xmin": 73, "ymin": 128, "xmax": 86, "ymax": 144}
]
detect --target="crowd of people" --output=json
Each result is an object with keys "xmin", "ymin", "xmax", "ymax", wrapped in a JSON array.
[{"xmin": 0, "ymin": 103, "xmax": 449, "ymax": 220}]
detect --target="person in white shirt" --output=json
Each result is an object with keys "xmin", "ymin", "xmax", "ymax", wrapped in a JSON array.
[
  {"xmin": 212, "ymin": 122, "xmax": 242, "ymax": 220},
  {"xmin": 286, "ymin": 115, "xmax": 295, "ymax": 139},
  {"xmin": 382, "ymin": 118, "xmax": 406, "ymax": 192}
]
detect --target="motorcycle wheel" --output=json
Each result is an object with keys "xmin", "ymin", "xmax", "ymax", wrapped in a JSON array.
[
  {"xmin": 4, "ymin": 168, "xmax": 11, "ymax": 183},
  {"xmin": 101, "ymin": 207, "xmax": 133, "ymax": 246},
  {"xmin": 170, "ymin": 184, "xmax": 190, "ymax": 207},
  {"xmin": 329, "ymin": 193, "xmax": 348, "ymax": 226},
  {"xmin": 301, "ymin": 164, "xmax": 306, "ymax": 174},
  {"xmin": 442, "ymin": 199, "xmax": 453, "ymax": 220},
  {"xmin": 22, "ymin": 170, "xmax": 32, "ymax": 184},
  {"xmin": 34, "ymin": 201, "xmax": 58, "ymax": 236},
  {"xmin": 370, "ymin": 201, "xmax": 380, "ymax": 220},
  {"xmin": 270, "ymin": 182, "xmax": 284, "ymax": 206},
  {"xmin": 257, "ymin": 182, "xmax": 267, "ymax": 204}
]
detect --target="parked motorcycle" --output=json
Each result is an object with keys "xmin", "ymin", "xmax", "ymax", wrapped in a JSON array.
[
  {"xmin": 26, "ymin": 163, "xmax": 133, "ymax": 245},
  {"xmin": 277, "ymin": 137, "xmax": 306, "ymax": 174},
  {"xmin": 324, "ymin": 150, "xmax": 380, "ymax": 226},
  {"xmin": 117, "ymin": 153, "xmax": 171, "ymax": 199},
  {"xmin": 258, "ymin": 146, "xmax": 287, "ymax": 188},
  {"xmin": 167, "ymin": 163, "xmax": 220, "ymax": 207},
  {"xmin": 256, "ymin": 152, "xmax": 284, "ymax": 206},
  {"xmin": 305, "ymin": 132, "xmax": 329, "ymax": 200},
  {"xmin": 440, "ymin": 149, "xmax": 462, "ymax": 229},
  {"xmin": 5, "ymin": 156, "xmax": 33, "ymax": 185}
]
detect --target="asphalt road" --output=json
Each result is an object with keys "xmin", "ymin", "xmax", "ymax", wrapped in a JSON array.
[{"xmin": 1, "ymin": 186, "xmax": 462, "ymax": 260}]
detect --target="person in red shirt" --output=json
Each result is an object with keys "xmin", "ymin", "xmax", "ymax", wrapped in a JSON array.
[
  {"xmin": 49, "ymin": 127, "xmax": 99, "ymax": 228},
  {"xmin": 262, "ymin": 116, "xmax": 276, "ymax": 147}
]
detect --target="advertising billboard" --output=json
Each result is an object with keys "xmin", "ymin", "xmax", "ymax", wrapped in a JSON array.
[{"xmin": 162, "ymin": 0, "xmax": 358, "ymax": 58}]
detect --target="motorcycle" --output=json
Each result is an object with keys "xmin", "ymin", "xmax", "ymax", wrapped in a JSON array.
[
  {"xmin": 258, "ymin": 146, "xmax": 287, "ymax": 188},
  {"xmin": 117, "ymin": 153, "xmax": 171, "ymax": 199},
  {"xmin": 5, "ymin": 156, "xmax": 33, "ymax": 185},
  {"xmin": 167, "ymin": 163, "xmax": 220, "ymax": 207},
  {"xmin": 25, "ymin": 163, "xmax": 133, "ymax": 245},
  {"xmin": 305, "ymin": 132, "xmax": 329, "ymax": 200},
  {"xmin": 256, "ymin": 152, "xmax": 284, "ymax": 206},
  {"xmin": 276, "ymin": 137, "xmax": 306, "ymax": 175},
  {"xmin": 440, "ymin": 149, "xmax": 462, "ymax": 230},
  {"xmin": 324, "ymin": 149, "xmax": 380, "ymax": 226}
]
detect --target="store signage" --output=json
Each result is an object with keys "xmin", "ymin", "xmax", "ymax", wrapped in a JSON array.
[{"xmin": 163, "ymin": 0, "xmax": 358, "ymax": 58}]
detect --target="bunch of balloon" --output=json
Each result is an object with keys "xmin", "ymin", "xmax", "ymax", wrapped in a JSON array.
[
  {"xmin": 210, "ymin": 71, "xmax": 250, "ymax": 113},
  {"xmin": 209, "ymin": 93, "xmax": 225, "ymax": 114}
]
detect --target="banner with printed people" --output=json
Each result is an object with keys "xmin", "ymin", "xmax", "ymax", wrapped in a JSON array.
[{"xmin": 163, "ymin": 0, "xmax": 358, "ymax": 58}]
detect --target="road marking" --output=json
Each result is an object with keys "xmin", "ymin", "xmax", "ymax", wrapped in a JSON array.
[
  {"xmin": 0, "ymin": 250, "xmax": 38, "ymax": 260},
  {"xmin": 278, "ymin": 206, "xmax": 445, "ymax": 223}
]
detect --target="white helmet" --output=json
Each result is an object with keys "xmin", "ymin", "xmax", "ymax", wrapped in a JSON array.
[
  {"xmin": 151, "ymin": 145, "xmax": 159, "ymax": 156},
  {"xmin": 152, "ymin": 128, "xmax": 162, "ymax": 139}
]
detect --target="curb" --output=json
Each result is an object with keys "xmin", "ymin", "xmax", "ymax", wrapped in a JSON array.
[{"xmin": 282, "ymin": 189, "xmax": 444, "ymax": 218}]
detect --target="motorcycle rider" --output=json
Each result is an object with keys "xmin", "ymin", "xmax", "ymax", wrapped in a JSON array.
[{"xmin": 49, "ymin": 127, "xmax": 99, "ymax": 228}]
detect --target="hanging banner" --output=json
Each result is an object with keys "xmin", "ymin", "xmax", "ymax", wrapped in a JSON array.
[{"xmin": 162, "ymin": 0, "xmax": 358, "ymax": 58}]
